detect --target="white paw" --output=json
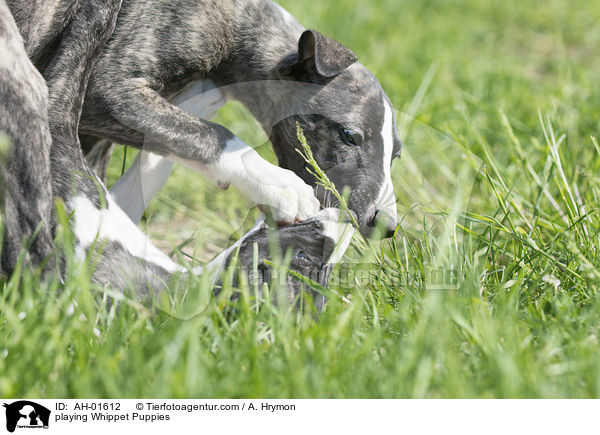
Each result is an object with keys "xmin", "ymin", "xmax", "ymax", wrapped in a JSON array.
[
  {"xmin": 268, "ymin": 167, "xmax": 320, "ymax": 223},
  {"xmin": 242, "ymin": 162, "xmax": 319, "ymax": 224},
  {"xmin": 197, "ymin": 138, "xmax": 320, "ymax": 224},
  {"xmin": 256, "ymin": 184, "xmax": 319, "ymax": 225}
]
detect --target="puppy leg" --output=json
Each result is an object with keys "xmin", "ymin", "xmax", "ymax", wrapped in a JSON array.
[
  {"xmin": 43, "ymin": 0, "xmax": 189, "ymax": 295},
  {"xmin": 110, "ymin": 79, "xmax": 226, "ymax": 223},
  {"xmin": 84, "ymin": 82, "xmax": 319, "ymax": 224},
  {"xmin": 109, "ymin": 152, "xmax": 174, "ymax": 224},
  {"xmin": 45, "ymin": 0, "xmax": 123, "ymax": 174},
  {"xmin": 0, "ymin": 0, "xmax": 54, "ymax": 274}
]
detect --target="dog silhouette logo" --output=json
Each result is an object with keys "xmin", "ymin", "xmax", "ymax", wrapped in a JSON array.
[{"xmin": 2, "ymin": 401, "xmax": 50, "ymax": 432}]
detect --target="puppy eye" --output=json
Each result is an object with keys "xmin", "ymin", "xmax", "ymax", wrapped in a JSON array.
[
  {"xmin": 342, "ymin": 129, "xmax": 363, "ymax": 147},
  {"xmin": 296, "ymin": 251, "xmax": 309, "ymax": 260}
]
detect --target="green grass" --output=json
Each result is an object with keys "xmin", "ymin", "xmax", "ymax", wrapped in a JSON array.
[{"xmin": 2, "ymin": 0, "xmax": 600, "ymax": 398}]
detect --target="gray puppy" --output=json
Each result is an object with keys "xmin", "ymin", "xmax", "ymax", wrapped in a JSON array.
[
  {"xmin": 74, "ymin": 0, "xmax": 402, "ymax": 235},
  {"xmin": 0, "ymin": 0, "xmax": 54, "ymax": 274},
  {"xmin": 0, "ymin": 0, "xmax": 394, "ymax": 306}
]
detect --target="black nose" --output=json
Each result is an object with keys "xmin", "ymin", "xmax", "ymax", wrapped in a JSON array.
[{"xmin": 367, "ymin": 210, "xmax": 398, "ymax": 239}]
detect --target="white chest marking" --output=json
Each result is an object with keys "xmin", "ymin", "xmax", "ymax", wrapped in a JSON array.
[{"xmin": 374, "ymin": 98, "xmax": 398, "ymax": 220}]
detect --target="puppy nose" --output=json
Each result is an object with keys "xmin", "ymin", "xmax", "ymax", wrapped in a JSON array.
[{"xmin": 368, "ymin": 210, "xmax": 398, "ymax": 239}]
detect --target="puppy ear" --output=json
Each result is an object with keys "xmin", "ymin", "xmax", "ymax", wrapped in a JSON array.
[{"xmin": 277, "ymin": 30, "xmax": 358, "ymax": 83}]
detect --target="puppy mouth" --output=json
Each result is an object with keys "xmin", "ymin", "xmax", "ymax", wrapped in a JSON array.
[
  {"xmin": 310, "ymin": 179, "xmax": 398, "ymax": 240},
  {"xmin": 313, "ymin": 184, "xmax": 373, "ymax": 233}
]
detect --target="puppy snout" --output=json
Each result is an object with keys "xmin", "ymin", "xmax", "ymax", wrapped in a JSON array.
[{"xmin": 367, "ymin": 210, "xmax": 398, "ymax": 239}]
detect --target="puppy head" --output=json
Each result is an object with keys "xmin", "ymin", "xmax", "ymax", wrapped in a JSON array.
[
  {"xmin": 270, "ymin": 30, "xmax": 402, "ymax": 238},
  {"xmin": 232, "ymin": 209, "xmax": 354, "ymax": 311}
]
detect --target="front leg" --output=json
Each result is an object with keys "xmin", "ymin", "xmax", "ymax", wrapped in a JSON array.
[
  {"xmin": 110, "ymin": 79, "xmax": 224, "ymax": 224},
  {"xmin": 88, "ymin": 82, "xmax": 319, "ymax": 223},
  {"xmin": 172, "ymin": 137, "xmax": 320, "ymax": 224}
]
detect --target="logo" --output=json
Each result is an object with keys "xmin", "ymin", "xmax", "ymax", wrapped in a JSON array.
[{"xmin": 2, "ymin": 402, "xmax": 50, "ymax": 433}]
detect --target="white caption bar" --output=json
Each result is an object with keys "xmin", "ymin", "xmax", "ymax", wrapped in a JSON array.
[{"xmin": 0, "ymin": 399, "xmax": 594, "ymax": 434}]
